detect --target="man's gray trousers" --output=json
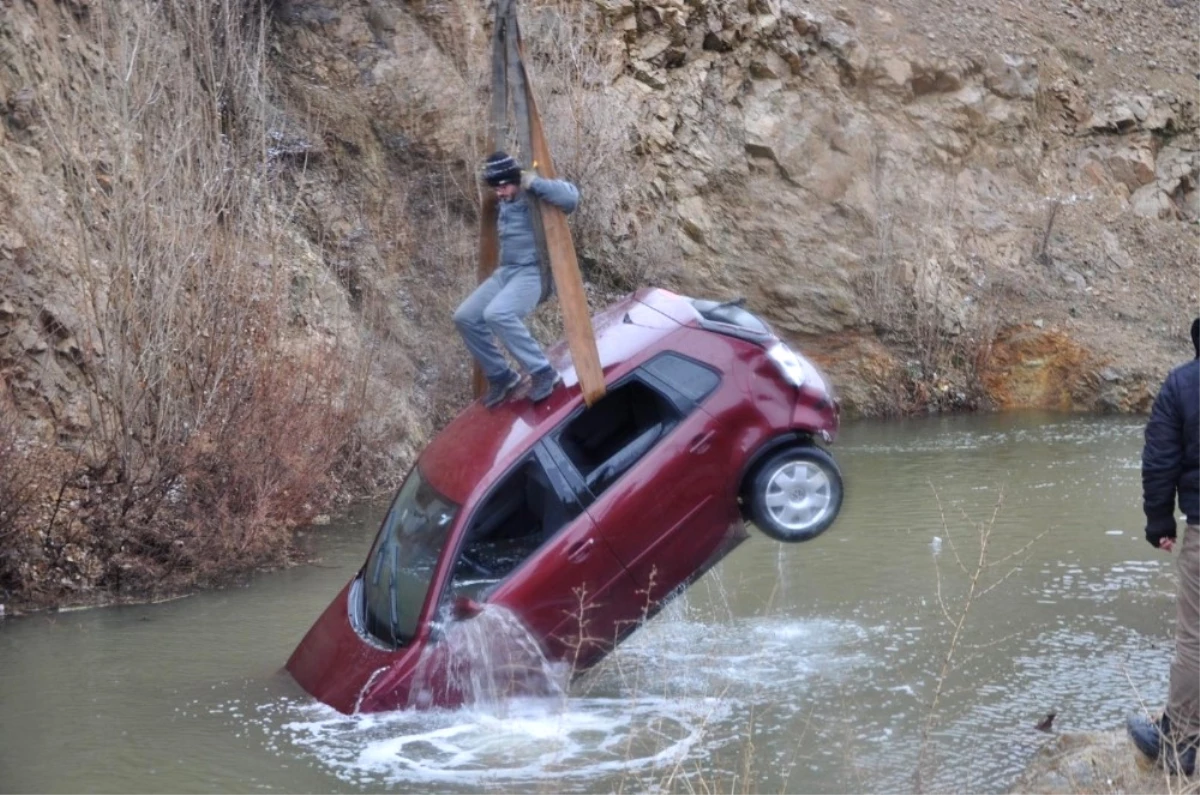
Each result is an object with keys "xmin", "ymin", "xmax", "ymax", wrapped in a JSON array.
[{"xmin": 453, "ymin": 264, "xmax": 549, "ymax": 382}]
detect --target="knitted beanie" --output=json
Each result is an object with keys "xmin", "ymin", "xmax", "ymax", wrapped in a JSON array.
[{"xmin": 483, "ymin": 151, "xmax": 521, "ymax": 187}]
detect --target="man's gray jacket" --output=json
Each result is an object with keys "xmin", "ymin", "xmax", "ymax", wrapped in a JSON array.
[{"xmin": 497, "ymin": 177, "xmax": 579, "ymax": 270}]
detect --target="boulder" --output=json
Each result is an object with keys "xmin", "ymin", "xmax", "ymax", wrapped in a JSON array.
[
  {"xmin": 983, "ymin": 54, "xmax": 1038, "ymax": 101},
  {"xmin": 871, "ymin": 53, "xmax": 913, "ymax": 96},
  {"xmin": 1129, "ymin": 184, "xmax": 1174, "ymax": 219},
  {"xmin": 1104, "ymin": 135, "xmax": 1159, "ymax": 191}
]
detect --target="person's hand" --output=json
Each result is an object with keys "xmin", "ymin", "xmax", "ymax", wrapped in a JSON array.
[
  {"xmin": 1146, "ymin": 516, "xmax": 1177, "ymax": 549},
  {"xmin": 520, "ymin": 169, "xmax": 538, "ymax": 191}
]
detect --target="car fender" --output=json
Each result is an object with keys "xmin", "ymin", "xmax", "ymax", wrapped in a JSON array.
[{"xmin": 736, "ymin": 432, "xmax": 814, "ymax": 501}]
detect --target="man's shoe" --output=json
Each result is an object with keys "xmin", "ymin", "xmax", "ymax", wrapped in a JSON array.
[
  {"xmin": 528, "ymin": 367, "xmax": 561, "ymax": 403},
  {"xmin": 1127, "ymin": 713, "xmax": 1165, "ymax": 761},
  {"xmin": 483, "ymin": 369, "xmax": 522, "ymax": 409},
  {"xmin": 1128, "ymin": 713, "xmax": 1198, "ymax": 776}
]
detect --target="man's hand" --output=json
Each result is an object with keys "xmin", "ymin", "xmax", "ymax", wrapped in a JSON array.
[
  {"xmin": 1146, "ymin": 516, "xmax": 1177, "ymax": 549},
  {"xmin": 520, "ymin": 169, "xmax": 538, "ymax": 191}
]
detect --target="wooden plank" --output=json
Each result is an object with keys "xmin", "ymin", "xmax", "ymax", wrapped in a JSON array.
[
  {"xmin": 472, "ymin": 0, "xmax": 511, "ymax": 398},
  {"xmin": 510, "ymin": 13, "xmax": 606, "ymax": 405},
  {"xmin": 504, "ymin": 20, "xmax": 553, "ymax": 302}
]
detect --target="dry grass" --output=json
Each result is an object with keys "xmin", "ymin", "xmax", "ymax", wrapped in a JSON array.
[
  {"xmin": 910, "ymin": 485, "xmax": 1050, "ymax": 793},
  {"xmin": 0, "ymin": 0, "xmax": 371, "ymax": 608}
]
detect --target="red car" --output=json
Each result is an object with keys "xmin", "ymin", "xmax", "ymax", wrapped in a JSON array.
[{"xmin": 286, "ymin": 288, "xmax": 843, "ymax": 713}]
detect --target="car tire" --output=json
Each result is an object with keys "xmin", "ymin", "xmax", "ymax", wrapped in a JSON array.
[{"xmin": 746, "ymin": 445, "xmax": 843, "ymax": 543}]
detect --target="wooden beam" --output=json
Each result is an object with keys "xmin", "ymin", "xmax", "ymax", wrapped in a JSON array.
[
  {"xmin": 509, "ymin": 9, "xmax": 606, "ymax": 406},
  {"xmin": 472, "ymin": 0, "xmax": 511, "ymax": 398}
]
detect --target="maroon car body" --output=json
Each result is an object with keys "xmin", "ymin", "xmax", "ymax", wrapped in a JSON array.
[{"xmin": 286, "ymin": 288, "xmax": 842, "ymax": 713}]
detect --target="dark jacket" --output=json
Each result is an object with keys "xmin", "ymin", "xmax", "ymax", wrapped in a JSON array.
[{"xmin": 1141, "ymin": 356, "xmax": 1200, "ymax": 546}]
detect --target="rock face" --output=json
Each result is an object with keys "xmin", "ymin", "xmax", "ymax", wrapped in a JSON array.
[
  {"xmin": 593, "ymin": 0, "xmax": 1198, "ymax": 413},
  {"xmin": 1, "ymin": 0, "xmax": 1198, "ymax": 442}
]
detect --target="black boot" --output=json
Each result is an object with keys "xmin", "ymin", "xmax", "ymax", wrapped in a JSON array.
[
  {"xmin": 1127, "ymin": 713, "xmax": 1198, "ymax": 776},
  {"xmin": 483, "ymin": 369, "xmax": 522, "ymax": 409},
  {"xmin": 528, "ymin": 367, "xmax": 561, "ymax": 403}
]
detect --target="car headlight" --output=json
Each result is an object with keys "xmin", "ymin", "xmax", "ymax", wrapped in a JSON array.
[{"xmin": 767, "ymin": 342, "xmax": 806, "ymax": 387}]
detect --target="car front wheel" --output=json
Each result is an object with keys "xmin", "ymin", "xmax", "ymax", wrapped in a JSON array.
[{"xmin": 747, "ymin": 446, "xmax": 843, "ymax": 542}]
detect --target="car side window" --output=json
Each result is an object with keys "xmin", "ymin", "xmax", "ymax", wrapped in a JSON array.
[
  {"xmin": 557, "ymin": 378, "xmax": 684, "ymax": 498},
  {"xmin": 449, "ymin": 455, "xmax": 582, "ymax": 599}
]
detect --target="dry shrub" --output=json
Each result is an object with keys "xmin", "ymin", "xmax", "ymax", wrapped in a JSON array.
[
  {"xmin": 0, "ymin": 411, "xmax": 43, "ymax": 599},
  {"xmin": 2, "ymin": 0, "xmax": 368, "ymax": 606},
  {"xmin": 859, "ymin": 160, "xmax": 1001, "ymax": 414},
  {"xmin": 87, "ymin": 344, "xmax": 360, "ymax": 593},
  {"xmin": 0, "ymin": 398, "xmax": 89, "ymax": 604},
  {"xmin": 0, "ymin": 411, "xmax": 34, "ymax": 546},
  {"xmin": 311, "ymin": 134, "xmax": 479, "ymax": 436}
]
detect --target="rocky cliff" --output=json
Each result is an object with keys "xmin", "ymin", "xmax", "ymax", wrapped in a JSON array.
[
  {"xmin": 269, "ymin": 0, "xmax": 1199, "ymax": 416},
  {"xmin": 601, "ymin": 0, "xmax": 1199, "ymax": 413},
  {"xmin": 0, "ymin": 0, "xmax": 1196, "ymax": 605},
  {"xmin": 3, "ymin": 0, "xmax": 1197, "ymax": 431}
]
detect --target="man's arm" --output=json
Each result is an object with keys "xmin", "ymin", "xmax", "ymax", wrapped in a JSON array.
[
  {"xmin": 1142, "ymin": 371, "xmax": 1183, "ymax": 548},
  {"xmin": 527, "ymin": 177, "xmax": 579, "ymax": 214}
]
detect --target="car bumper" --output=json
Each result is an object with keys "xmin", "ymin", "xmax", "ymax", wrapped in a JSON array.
[
  {"xmin": 285, "ymin": 581, "xmax": 431, "ymax": 713},
  {"xmin": 793, "ymin": 390, "xmax": 839, "ymax": 443}
]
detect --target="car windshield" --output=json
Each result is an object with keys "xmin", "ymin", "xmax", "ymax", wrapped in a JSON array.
[{"xmin": 360, "ymin": 467, "xmax": 459, "ymax": 648}]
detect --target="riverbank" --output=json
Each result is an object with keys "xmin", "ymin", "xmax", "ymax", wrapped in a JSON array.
[{"xmin": 1014, "ymin": 731, "xmax": 1200, "ymax": 795}]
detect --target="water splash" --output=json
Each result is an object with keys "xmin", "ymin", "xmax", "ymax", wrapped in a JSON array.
[
  {"xmin": 352, "ymin": 666, "xmax": 390, "ymax": 715},
  {"xmin": 407, "ymin": 604, "xmax": 569, "ymax": 711}
]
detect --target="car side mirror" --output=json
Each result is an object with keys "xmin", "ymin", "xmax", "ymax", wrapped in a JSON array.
[{"xmin": 452, "ymin": 595, "xmax": 483, "ymax": 620}]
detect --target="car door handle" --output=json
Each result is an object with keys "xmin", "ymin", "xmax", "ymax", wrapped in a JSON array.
[
  {"xmin": 688, "ymin": 431, "xmax": 715, "ymax": 454},
  {"xmin": 566, "ymin": 538, "xmax": 595, "ymax": 563}
]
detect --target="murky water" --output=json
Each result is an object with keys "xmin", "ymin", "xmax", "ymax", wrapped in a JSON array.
[{"xmin": 0, "ymin": 412, "xmax": 1180, "ymax": 793}]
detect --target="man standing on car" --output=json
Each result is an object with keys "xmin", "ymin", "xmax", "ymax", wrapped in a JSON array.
[
  {"xmin": 1127, "ymin": 317, "xmax": 1200, "ymax": 777},
  {"xmin": 454, "ymin": 151, "xmax": 580, "ymax": 408}
]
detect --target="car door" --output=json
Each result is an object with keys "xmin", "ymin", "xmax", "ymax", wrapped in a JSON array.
[
  {"xmin": 553, "ymin": 352, "xmax": 743, "ymax": 610},
  {"xmin": 443, "ymin": 443, "xmax": 645, "ymax": 669}
]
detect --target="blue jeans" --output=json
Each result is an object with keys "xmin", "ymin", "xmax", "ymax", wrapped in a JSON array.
[{"xmin": 453, "ymin": 265, "xmax": 549, "ymax": 382}]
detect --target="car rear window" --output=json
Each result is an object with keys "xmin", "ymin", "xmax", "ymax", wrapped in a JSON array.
[
  {"xmin": 640, "ymin": 353, "xmax": 720, "ymax": 405},
  {"xmin": 690, "ymin": 298, "xmax": 770, "ymax": 336}
]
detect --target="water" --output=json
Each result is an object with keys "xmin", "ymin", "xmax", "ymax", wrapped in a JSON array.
[
  {"xmin": 0, "ymin": 412, "xmax": 1179, "ymax": 793},
  {"xmin": 406, "ymin": 604, "xmax": 569, "ymax": 710}
]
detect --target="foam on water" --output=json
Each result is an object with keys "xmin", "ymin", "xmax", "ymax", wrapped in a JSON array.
[
  {"xmin": 233, "ymin": 598, "xmax": 871, "ymax": 791},
  {"xmin": 244, "ymin": 693, "xmax": 732, "ymax": 790},
  {"xmin": 581, "ymin": 603, "xmax": 870, "ymax": 698}
]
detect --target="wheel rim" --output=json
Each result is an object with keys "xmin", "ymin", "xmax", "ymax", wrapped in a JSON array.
[{"xmin": 763, "ymin": 459, "xmax": 835, "ymax": 535}]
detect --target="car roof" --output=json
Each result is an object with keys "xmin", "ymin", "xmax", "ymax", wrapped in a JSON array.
[{"xmin": 420, "ymin": 288, "xmax": 698, "ymax": 504}]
